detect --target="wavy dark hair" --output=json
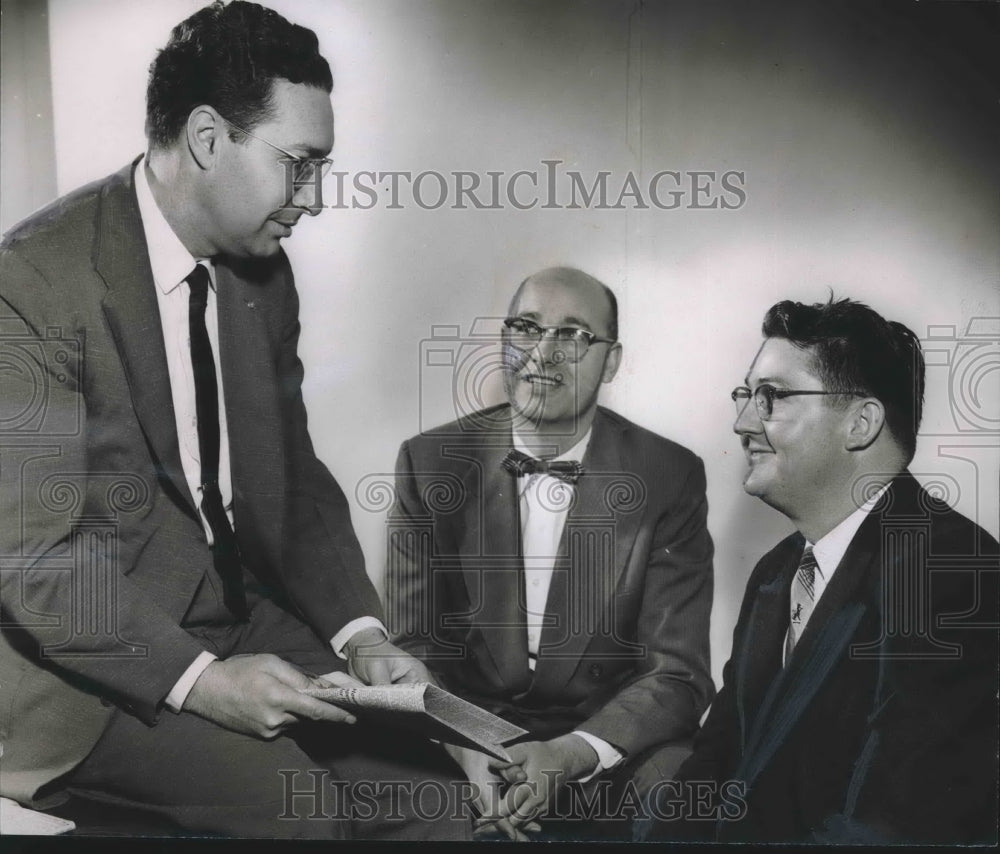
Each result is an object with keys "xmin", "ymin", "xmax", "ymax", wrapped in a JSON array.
[
  {"xmin": 762, "ymin": 296, "xmax": 925, "ymax": 462},
  {"xmin": 145, "ymin": 1, "xmax": 332, "ymax": 148}
]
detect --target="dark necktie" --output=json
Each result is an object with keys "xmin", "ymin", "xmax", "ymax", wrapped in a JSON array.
[
  {"xmin": 785, "ymin": 543, "xmax": 817, "ymax": 660},
  {"xmin": 501, "ymin": 448, "xmax": 584, "ymax": 485},
  {"xmin": 187, "ymin": 264, "xmax": 248, "ymax": 621}
]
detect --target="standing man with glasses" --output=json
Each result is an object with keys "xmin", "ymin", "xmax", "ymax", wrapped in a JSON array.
[
  {"xmin": 639, "ymin": 297, "xmax": 998, "ymax": 844},
  {"xmin": 387, "ymin": 266, "xmax": 715, "ymax": 839},
  {"xmin": 0, "ymin": 1, "xmax": 470, "ymax": 840}
]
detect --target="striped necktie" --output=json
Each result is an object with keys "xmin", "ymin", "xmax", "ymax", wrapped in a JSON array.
[{"xmin": 785, "ymin": 544, "xmax": 817, "ymax": 660}]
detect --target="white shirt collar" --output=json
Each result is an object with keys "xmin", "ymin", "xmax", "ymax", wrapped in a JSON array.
[
  {"xmin": 809, "ymin": 483, "xmax": 892, "ymax": 581},
  {"xmin": 133, "ymin": 156, "xmax": 209, "ymax": 294}
]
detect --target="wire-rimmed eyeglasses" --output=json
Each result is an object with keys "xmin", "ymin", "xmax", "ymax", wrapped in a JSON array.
[{"xmin": 219, "ymin": 114, "xmax": 333, "ymax": 183}]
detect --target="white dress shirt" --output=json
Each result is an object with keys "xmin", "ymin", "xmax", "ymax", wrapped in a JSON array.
[
  {"xmin": 512, "ymin": 429, "xmax": 623, "ymax": 779},
  {"xmin": 134, "ymin": 160, "xmax": 384, "ymax": 712}
]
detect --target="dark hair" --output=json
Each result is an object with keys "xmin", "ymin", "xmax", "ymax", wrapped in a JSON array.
[
  {"xmin": 145, "ymin": 1, "xmax": 332, "ymax": 148},
  {"xmin": 512, "ymin": 267, "xmax": 619, "ymax": 341},
  {"xmin": 762, "ymin": 297, "xmax": 925, "ymax": 461}
]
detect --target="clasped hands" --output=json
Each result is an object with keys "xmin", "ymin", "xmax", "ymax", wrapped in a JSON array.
[
  {"xmin": 457, "ymin": 733, "xmax": 598, "ymax": 841},
  {"xmin": 184, "ymin": 627, "xmax": 432, "ymax": 739}
]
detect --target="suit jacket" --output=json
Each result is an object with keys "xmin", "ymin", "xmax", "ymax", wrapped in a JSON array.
[
  {"xmin": 387, "ymin": 405, "xmax": 715, "ymax": 759},
  {"xmin": 0, "ymin": 162, "xmax": 381, "ymax": 804},
  {"xmin": 645, "ymin": 472, "xmax": 999, "ymax": 844}
]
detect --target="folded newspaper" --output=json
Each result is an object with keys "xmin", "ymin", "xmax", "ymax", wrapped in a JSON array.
[{"xmin": 301, "ymin": 682, "xmax": 527, "ymax": 761}]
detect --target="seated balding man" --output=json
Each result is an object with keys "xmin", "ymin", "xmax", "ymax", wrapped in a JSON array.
[{"xmin": 387, "ymin": 267, "xmax": 715, "ymax": 839}]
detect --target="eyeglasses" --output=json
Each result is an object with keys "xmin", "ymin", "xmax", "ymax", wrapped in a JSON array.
[
  {"xmin": 502, "ymin": 317, "xmax": 617, "ymax": 364},
  {"xmin": 219, "ymin": 114, "xmax": 334, "ymax": 183},
  {"xmin": 731, "ymin": 384, "xmax": 868, "ymax": 420}
]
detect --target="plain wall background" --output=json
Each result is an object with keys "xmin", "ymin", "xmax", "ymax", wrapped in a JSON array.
[{"xmin": 6, "ymin": 0, "xmax": 998, "ymax": 685}]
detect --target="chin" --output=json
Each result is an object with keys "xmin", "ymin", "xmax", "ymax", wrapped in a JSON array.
[{"xmin": 741, "ymin": 470, "xmax": 769, "ymax": 499}]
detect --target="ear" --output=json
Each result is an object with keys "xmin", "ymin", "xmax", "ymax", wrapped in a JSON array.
[
  {"xmin": 845, "ymin": 398, "xmax": 885, "ymax": 451},
  {"xmin": 186, "ymin": 106, "xmax": 224, "ymax": 170},
  {"xmin": 601, "ymin": 342, "xmax": 623, "ymax": 384}
]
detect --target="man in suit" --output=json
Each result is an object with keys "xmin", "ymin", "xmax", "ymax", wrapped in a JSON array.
[
  {"xmin": 0, "ymin": 1, "xmax": 469, "ymax": 840},
  {"xmin": 640, "ymin": 297, "xmax": 998, "ymax": 843},
  {"xmin": 387, "ymin": 266, "xmax": 715, "ymax": 838}
]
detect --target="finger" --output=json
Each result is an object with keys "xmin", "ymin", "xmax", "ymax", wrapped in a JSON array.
[
  {"xmin": 494, "ymin": 818, "xmax": 528, "ymax": 842},
  {"xmin": 491, "ymin": 763, "xmax": 527, "ymax": 785},
  {"xmin": 472, "ymin": 823, "xmax": 502, "ymax": 840},
  {"xmin": 284, "ymin": 692, "xmax": 357, "ymax": 724},
  {"xmin": 261, "ymin": 657, "xmax": 315, "ymax": 690},
  {"xmin": 391, "ymin": 664, "xmax": 426, "ymax": 684},
  {"xmin": 362, "ymin": 658, "xmax": 393, "ymax": 686},
  {"xmin": 318, "ymin": 670, "xmax": 364, "ymax": 689},
  {"xmin": 499, "ymin": 784, "xmax": 541, "ymax": 824}
]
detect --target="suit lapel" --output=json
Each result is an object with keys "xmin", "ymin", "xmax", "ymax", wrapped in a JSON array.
[
  {"xmin": 737, "ymin": 503, "xmax": 885, "ymax": 787},
  {"xmin": 734, "ymin": 542, "xmax": 796, "ymax": 751},
  {"xmin": 96, "ymin": 163, "xmax": 196, "ymax": 518},
  {"xmin": 532, "ymin": 410, "xmax": 642, "ymax": 693},
  {"xmin": 455, "ymin": 426, "xmax": 531, "ymax": 693}
]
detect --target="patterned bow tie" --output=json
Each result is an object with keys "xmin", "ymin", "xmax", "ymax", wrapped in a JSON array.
[{"xmin": 501, "ymin": 448, "xmax": 584, "ymax": 485}]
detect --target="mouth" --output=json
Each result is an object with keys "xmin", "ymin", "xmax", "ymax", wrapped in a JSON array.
[
  {"xmin": 743, "ymin": 441, "xmax": 772, "ymax": 461},
  {"xmin": 270, "ymin": 218, "xmax": 299, "ymax": 237},
  {"xmin": 521, "ymin": 372, "xmax": 564, "ymax": 387}
]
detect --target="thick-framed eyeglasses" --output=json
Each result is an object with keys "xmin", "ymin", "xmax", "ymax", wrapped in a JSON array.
[
  {"xmin": 502, "ymin": 316, "xmax": 617, "ymax": 364},
  {"xmin": 731, "ymin": 384, "xmax": 868, "ymax": 420},
  {"xmin": 219, "ymin": 114, "xmax": 334, "ymax": 182}
]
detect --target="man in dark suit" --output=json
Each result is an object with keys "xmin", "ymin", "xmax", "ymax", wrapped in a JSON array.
[
  {"xmin": 640, "ymin": 297, "xmax": 998, "ymax": 844},
  {"xmin": 387, "ymin": 266, "xmax": 715, "ymax": 838},
  {"xmin": 0, "ymin": 1, "xmax": 469, "ymax": 840}
]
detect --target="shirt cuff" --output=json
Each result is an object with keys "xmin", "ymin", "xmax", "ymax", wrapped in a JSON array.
[
  {"xmin": 164, "ymin": 650, "xmax": 217, "ymax": 713},
  {"xmin": 573, "ymin": 730, "xmax": 624, "ymax": 783},
  {"xmin": 330, "ymin": 617, "xmax": 388, "ymax": 659}
]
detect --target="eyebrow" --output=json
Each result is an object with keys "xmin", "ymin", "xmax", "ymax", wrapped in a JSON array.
[
  {"xmin": 743, "ymin": 376, "xmax": 788, "ymax": 386},
  {"xmin": 278, "ymin": 143, "xmax": 330, "ymax": 159},
  {"xmin": 516, "ymin": 311, "xmax": 594, "ymax": 331}
]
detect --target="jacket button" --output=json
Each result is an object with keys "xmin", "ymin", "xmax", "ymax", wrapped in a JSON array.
[{"xmin": 588, "ymin": 663, "xmax": 603, "ymax": 679}]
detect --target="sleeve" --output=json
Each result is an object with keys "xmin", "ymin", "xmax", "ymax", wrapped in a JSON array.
[
  {"xmin": 384, "ymin": 439, "xmax": 454, "ymax": 674},
  {"xmin": 0, "ymin": 250, "xmax": 212, "ymax": 724},
  {"xmin": 575, "ymin": 456, "xmax": 716, "ymax": 758},
  {"xmin": 266, "ymin": 255, "xmax": 384, "ymax": 641}
]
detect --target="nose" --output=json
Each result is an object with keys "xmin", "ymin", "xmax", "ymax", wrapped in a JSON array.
[
  {"xmin": 532, "ymin": 330, "xmax": 570, "ymax": 365},
  {"xmin": 289, "ymin": 172, "xmax": 324, "ymax": 216},
  {"xmin": 733, "ymin": 393, "xmax": 763, "ymax": 436}
]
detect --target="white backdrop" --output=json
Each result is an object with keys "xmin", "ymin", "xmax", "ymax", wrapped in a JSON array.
[{"xmin": 38, "ymin": 0, "xmax": 1000, "ymax": 683}]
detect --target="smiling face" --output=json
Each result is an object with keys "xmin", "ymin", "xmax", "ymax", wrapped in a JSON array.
[
  {"xmin": 502, "ymin": 270, "xmax": 621, "ymax": 438},
  {"xmin": 734, "ymin": 337, "xmax": 854, "ymax": 522},
  {"xmin": 202, "ymin": 79, "xmax": 333, "ymax": 258}
]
